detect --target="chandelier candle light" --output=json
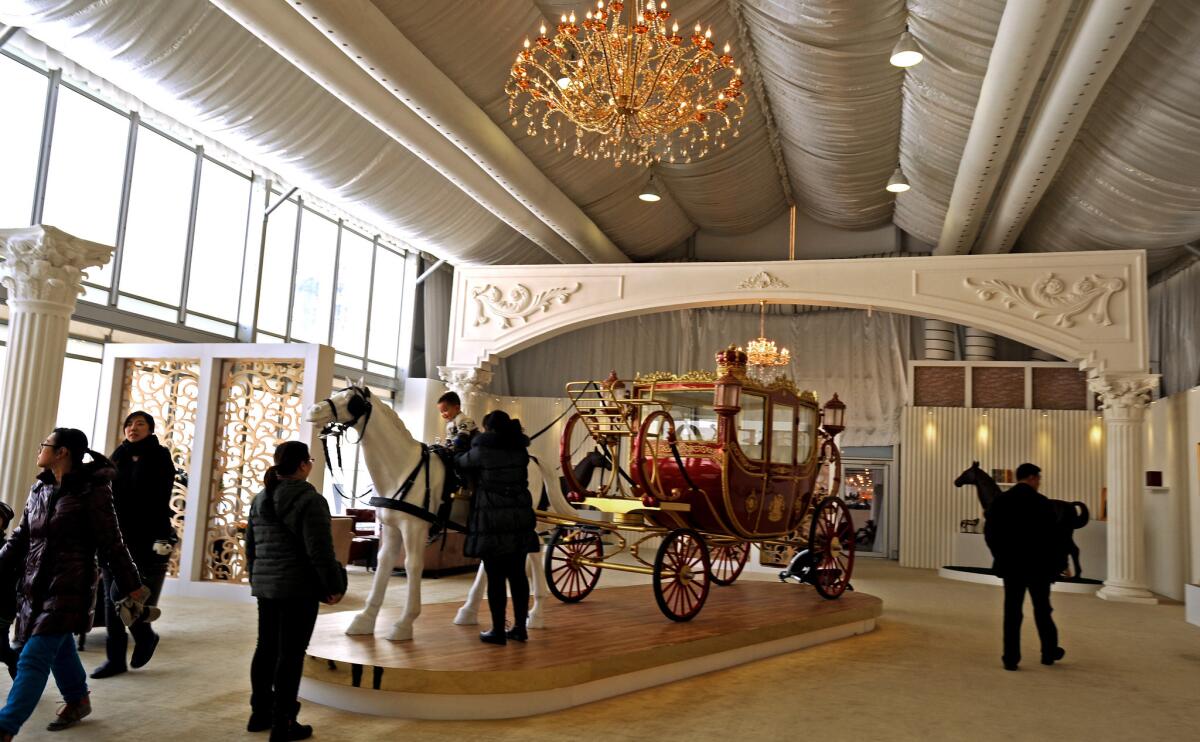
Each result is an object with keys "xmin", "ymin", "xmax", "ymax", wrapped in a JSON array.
[
  {"xmin": 506, "ymin": 0, "xmax": 747, "ymax": 166},
  {"xmin": 745, "ymin": 300, "xmax": 790, "ymax": 382}
]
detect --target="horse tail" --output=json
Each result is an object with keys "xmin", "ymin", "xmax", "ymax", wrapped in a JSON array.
[{"xmin": 1072, "ymin": 501, "xmax": 1090, "ymax": 529}]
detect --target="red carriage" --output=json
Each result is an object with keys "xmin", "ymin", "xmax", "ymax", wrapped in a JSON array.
[{"xmin": 540, "ymin": 346, "xmax": 854, "ymax": 621}]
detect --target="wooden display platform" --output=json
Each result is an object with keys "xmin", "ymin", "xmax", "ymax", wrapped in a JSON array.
[{"xmin": 300, "ymin": 581, "xmax": 882, "ymax": 719}]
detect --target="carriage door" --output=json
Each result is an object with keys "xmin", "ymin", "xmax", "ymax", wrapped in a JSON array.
[{"xmin": 841, "ymin": 459, "xmax": 894, "ymax": 559}]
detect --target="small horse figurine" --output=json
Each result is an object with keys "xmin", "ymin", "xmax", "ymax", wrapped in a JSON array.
[
  {"xmin": 305, "ymin": 386, "xmax": 574, "ymax": 640},
  {"xmin": 953, "ymin": 462, "xmax": 1089, "ymax": 578}
]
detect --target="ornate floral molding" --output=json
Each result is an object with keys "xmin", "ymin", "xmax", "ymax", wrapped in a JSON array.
[
  {"xmin": 472, "ymin": 282, "xmax": 580, "ymax": 329},
  {"xmin": 634, "ymin": 370, "xmax": 718, "ymax": 384},
  {"xmin": 0, "ymin": 226, "xmax": 113, "ymax": 310},
  {"xmin": 964, "ymin": 272, "xmax": 1125, "ymax": 328},
  {"xmin": 1086, "ymin": 371, "xmax": 1159, "ymax": 418},
  {"xmin": 737, "ymin": 271, "xmax": 787, "ymax": 290}
]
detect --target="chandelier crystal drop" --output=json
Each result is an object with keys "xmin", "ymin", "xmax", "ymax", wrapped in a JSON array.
[
  {"xmin": 744, "ymin": 300, "xmax": 790, "ymax": 382},
  {"xmin": 505, "ymin": 0, "xmax": 747, "ymax": 167}
]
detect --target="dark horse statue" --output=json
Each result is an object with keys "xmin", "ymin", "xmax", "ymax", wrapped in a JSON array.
[
  {"xmin": 559, "ymin": 449, "xmax": 612, "ymax": 496},
  {"xmin": 954, "ymin": 462, "xmax": 1090, "ymax": 578}
]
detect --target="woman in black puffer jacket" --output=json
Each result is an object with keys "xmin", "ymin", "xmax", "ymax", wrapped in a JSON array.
[
  {"xmin": 92, "ymin": 411, "xmax": 177, "ymax": 679},
  {"xmin": 456, "ymin": 410, "xmax": 540, "ymax": 646},
  {"xmin": 246, "ymin": 441, "xmax": 346, "ymax": 742}
]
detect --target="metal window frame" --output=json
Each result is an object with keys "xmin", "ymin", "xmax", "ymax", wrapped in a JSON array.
[
  {"xmin": 176, "ymin": 144, "xmax": 205, "ymax": 322},
  {"xmin": 326, "ymin": 219, "xmax": 343, "ymax": 346},
  {"xmin": 361, "ymin": 235, "xmax": 379, "ymax": 373},
  {"xmin": 29, "ymin": 68, "xmax": 60, "ymax": 226},
  {"xmin": 284, "ymin": 197, "xmax": 304, "ymax": 343},
  {"xmin": 107, "ymin": 112, "xmax": 139, "ymax": 303}
]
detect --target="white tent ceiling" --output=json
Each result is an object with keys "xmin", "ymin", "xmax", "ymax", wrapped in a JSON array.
[{"xmin": 1, "ymin": 0, "xmax": 1198, "ymax": 271}]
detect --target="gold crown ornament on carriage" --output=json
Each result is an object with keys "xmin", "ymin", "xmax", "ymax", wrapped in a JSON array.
[{"xmin": 505, "ymin": 0, "xmax": 746, "ymax": 166}]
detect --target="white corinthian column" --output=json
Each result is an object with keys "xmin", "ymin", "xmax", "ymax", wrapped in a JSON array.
[
  {"xmin": 0, "ymin": 226, "xmax": 113, "ymax": 512},
  {"xmin": 1090, "ymin": 372, "xmax": 1160, "ymax": 604}
]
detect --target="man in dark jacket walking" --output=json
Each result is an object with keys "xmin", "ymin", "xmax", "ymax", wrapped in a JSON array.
[{"xmin": 984, "ymin": 462, "xmax": 1066, "ymax": 671}]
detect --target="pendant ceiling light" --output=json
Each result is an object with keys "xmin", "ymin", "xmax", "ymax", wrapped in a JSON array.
[
  {"xmin": 889, "ymin": 31, "xmax": 923, "ymax": 68},
  {"xmin": 886, "ymin": 166, "xmax": 910, "ymax": 193},
  {"xmin": 638, "ymin": 174, "xmax": 661, "ymax": 202}
]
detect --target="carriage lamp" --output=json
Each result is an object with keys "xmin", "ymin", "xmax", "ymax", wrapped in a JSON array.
[
  {"xmin": 713, "ymin": 369, "xmax": 742, "ymax": 413},
  {"xmin": 821, "ymin": 393, "xmax": 846, "ymax": 436}
]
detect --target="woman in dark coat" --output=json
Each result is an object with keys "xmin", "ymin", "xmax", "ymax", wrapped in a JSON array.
[
  {"xmin": 0, "ymin": 428, "xmax": 148, "ymax": 739},
  {"xmin": 456, "ymin": 410, "xmax": 540, "ymax": 646},
  {"xmin": 92, "ymin": 410, "xmax": 176, "ymax": 679},
  {"xmin": 246, "ymin": 441, "xmax": 346, "ymax": 742}
]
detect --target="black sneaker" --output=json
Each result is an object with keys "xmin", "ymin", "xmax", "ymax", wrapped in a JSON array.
[
  {"xmin": 1041, "ymin": 647, "xmax": 1066, "ymax": 665},
  {"xmin": 130, "ymin": 631, "xmax": 160, "ymax": 669},
  {"xmin": 247, "ymin": 712, "xmax": 272, "ymax": 733},
  {"xmin": 1003, "ymin": 661, "xmax": 1019, "ymax": 671},
  {"xmin": 506, "ymin": 625, "xmax": 529, "ymax": 642},
  {"xmin": 479, "ymin": 629, "xmax": 507, "ymax": 646},
  {"xmin": 269, "ymin": 722, "xmax": 313, "ymax": 741},
  {"xmin": 89, "ymin": 661, "xmax": 128, "ymax": 679}
]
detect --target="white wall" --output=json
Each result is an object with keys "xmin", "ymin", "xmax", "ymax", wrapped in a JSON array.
[
  {"xmin": 1143, "ymin": 388, "xmax": 1200, "ymax": 598},
  {"xmin": 900, "ymin": 407, "xmax": 1106, "ymax": 570}
]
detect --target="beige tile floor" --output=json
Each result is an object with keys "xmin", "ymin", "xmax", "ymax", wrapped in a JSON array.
[{"xmin": 6, "ymin": 560, "xmax": 1197, "ymax": 741}]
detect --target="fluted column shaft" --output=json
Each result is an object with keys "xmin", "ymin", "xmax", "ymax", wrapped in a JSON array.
[
  {"xmin": 0, "ymin": 226, "xmax": 113, "ymax": 512},
  {"xmin": 1091, "ymin": 372, "xmax": 1159, "ymax": 605}
]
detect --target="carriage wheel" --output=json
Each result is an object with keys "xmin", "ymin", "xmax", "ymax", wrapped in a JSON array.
[
  {"xmin": 653, "ymin": 529, "xmax": 711, "ymax": 621},
  {"xmin": 808, "ymin": 497, "xmax": 855, "ymax": 599},
  {"xmin": 707, "ymin": 540, "xmax": 750, "ymax": 586},
  {"xmin": 545, "ymin": 527, "xmax": 603, "ymax": 603}
]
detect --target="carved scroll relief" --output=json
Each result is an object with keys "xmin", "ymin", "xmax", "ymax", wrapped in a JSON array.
[
  {"xmin": 472, "ymin": 282, "xmax": 581, "ymax": 329},
  {"xmin": 964, "ymin": 272, "xmax": 1125, "ymax": 328}
]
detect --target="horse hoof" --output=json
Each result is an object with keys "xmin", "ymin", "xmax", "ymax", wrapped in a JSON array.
[
  {"xmin": 526, "ymin": 615, "xmax": 546, "ymax": 630},
  {"xmin": 452, "ymin": 609, "xmax": 479, "ymax": 626},
  {"xmin": 385, "ymin": 625, "xmax": 414, "ymax": 642},
  {"xmin": 345, "ymin": 614, "xmax": 377, "ymax": 636}
]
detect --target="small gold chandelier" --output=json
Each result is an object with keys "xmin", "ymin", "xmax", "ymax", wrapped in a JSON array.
[
  {"xmin": 745, "ymin": 300, "xmax": 790, "ymax": 378},
  {"xmin": 505, "ymin": 0, "xmax": 747, "ymax": 167}
]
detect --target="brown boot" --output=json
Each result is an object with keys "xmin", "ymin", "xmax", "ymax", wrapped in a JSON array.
[{"xmin": 47, "ymin": 694, "xmax": 91, "ymax": 732}]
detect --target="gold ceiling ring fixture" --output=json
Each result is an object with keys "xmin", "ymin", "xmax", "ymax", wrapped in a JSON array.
[{"xmin": 506, "ymin": 0, "xmax": 747, "ymax": 167}]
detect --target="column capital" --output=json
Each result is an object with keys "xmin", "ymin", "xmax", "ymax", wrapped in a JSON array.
[
  {"xmin": 1086, "ymin": 371, "xmax": 1158, "ymax": 418},
  {"xmin": 436, "ymin": 365, "xmax": 492, "ymax": 397},
  {"xmin": 0, "ymin": 225, "xmax": 113, "ymax": 310}
]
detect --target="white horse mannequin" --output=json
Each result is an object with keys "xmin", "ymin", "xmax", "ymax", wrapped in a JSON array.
[{"xmin": 304, "ymin": 386, "xmax": 573, "ymax": 641}]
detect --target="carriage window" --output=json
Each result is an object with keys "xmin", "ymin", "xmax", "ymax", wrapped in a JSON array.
[
  {"xmin": 798, "ymin": 405, "xmax": 818, "ymax": 464},
  {"xmin": 771, "ymin": 403, "xmax": 795, "ymax": 465},
  {"xmin": 655, "ymin": 390, "xmax": 719, "ymax": 441},
  {"xmin": 736, "ymin": 393, "xmax": 766, "ymax": 460}
]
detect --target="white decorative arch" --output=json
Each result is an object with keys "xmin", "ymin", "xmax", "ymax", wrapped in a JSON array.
[
  {"xmin": 445, "ymin": 251, "xmax": 1148, "ymax": 377},
  {"xmin": 441, "ymin": 250, "xmax": 1161, "ymax": 606}
]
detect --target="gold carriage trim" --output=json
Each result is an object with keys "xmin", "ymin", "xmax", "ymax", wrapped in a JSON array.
[
  {"xmin": 634, "ymin": 370, "xmax": 719, "ymax": 383},
  {"xmin": 580, "ymin": 497, "xmax": 692, "ymax": 515}
]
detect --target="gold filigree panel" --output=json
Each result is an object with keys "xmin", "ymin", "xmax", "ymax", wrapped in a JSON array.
[
  {"xmin": 119, "ymin": 359, "xmax": 201, "ymax": 578},
  {"xmin": 204, "ymin": 360, "xmax": 305, "ymax": 583}
]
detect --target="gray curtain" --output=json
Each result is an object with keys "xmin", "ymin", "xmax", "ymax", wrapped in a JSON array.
[
  {"xmin": 1150, "ymin": 258, "xmax": 1200, "ymax": 395},
  {"xmin": 420, "ymin": 263, "xmax": 453, "ymax": 378},
  {"xmin": 492, "ymin": 308, "xmax": 912, "ymax": 446}
]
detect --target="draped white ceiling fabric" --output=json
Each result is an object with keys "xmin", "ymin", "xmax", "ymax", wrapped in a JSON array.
[
  {"xmin": 1016, "ymin": 0, "xmax": 1200, "ymax": 274},
  {"xmin": 492, "ymin": 308, "xmax": 912, "ymax": 446},
  {"xmin": 892, "ymin": 0, "xmax": 1005, "ymax": 245},
  {"xmin": 0, "ymin": 0, "xmax": 547, "ymax": 265},
  {"xmin": 739, "ymin": 0, "xmax": 905, "ymax": 228},
  {"xmin": 3, "ymin": 0, "xmax": 1199, "ymax": 271}
]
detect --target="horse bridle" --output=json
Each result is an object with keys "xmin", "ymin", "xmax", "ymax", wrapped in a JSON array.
[{"xmin": 319, "ymin": 387, "xmax": 374, "ymax": 490}]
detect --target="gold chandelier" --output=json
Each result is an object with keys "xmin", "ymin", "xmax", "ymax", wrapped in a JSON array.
[
  {"xmin": 505, "ymin": 0, "xmax": 747, "ymax": 167},
  {"xmin": 745, "ymin": 300, "xmax": 790, "ymax": 373}
]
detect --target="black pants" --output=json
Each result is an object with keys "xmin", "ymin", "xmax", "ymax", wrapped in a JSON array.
[
  {"xmin": 483, "ymin": 553, "xmax": 530, "ymax": 632},
  {"xmin": 250, "ymin": 598, "xmax": 320, "ymax": 725},
  {"xmin": 101, "ymin": 559, "xmax": 167, "ymax": 665},
  {"xmin": 1002, "ymin": 575, "xmax": 1058, "ymax": 665}
]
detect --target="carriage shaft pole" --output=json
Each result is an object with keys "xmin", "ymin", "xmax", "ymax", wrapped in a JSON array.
[{"xmin": 575, "ymin": 558, "xmax": 657, "ymax": 577}]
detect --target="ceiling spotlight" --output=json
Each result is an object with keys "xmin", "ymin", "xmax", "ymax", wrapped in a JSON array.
[
  {"xmin": 639, "ymin": 175, "xmax": 661, "ymax": 202},
  {"xmin": 890, "ymin": 31, "xmax": 923, "ymax": 68},
  {"xmin": 886, "ymin": 166, "xmax": 910, "ymax": 193}
]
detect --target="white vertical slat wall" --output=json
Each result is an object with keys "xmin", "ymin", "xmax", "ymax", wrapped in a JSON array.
[{"xmin": 900, "ymin": 407, "xmax": 1105, "ymax": 568}]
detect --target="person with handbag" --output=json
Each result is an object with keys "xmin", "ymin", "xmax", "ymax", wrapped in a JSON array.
[
  {"xmin": 245, "ymin": 441, "xmax": 347, "ymax": 742},
  {"xmin": 91, "ymin": 410, "xmax": 177, "ymax": 679},
  {"xmin": 0, "ymin": 428, "xmax": 153, "ymax": 739}
]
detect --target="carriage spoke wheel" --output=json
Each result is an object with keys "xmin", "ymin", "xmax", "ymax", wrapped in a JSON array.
[
  {"xmin": 808, "ymin": 497, "xmax": 856, "ymax": 599},
  {"xmin": 707, "ymin": 540, "xmax": 750, "ymax": 586},
  {"xmin": 653, "ymin": 529, "xmax": 711, "ymax": 621},
  {"xmin": 545, "ymin": 527, "xmax": 603, "ymax": 603}
]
